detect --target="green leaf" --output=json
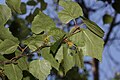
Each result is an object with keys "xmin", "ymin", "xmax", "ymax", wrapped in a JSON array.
[
  {"xmin": 26, "ymin": 13, "xmax": 34, "ymax": 23},
  {"xmin": 0, "ymin": 39, "xmax": 2, "ymax": 44},
  {"xmin": 40, "ymin": 0, "xmax": 47, "ymax": 11},
  {"xmin": 29, "ymin": 59, "xmax": 52, "ymax": 80},
  {"xmin": 0, "ymin": 54, "xmax": 7, "ymax": 61},
  {"xmin": 4, "ymin": 64, "xmax": 23, "ymax": 80},
  {"xmin": 0, "ymin": 54, "xmax": 7, "ymax": 67},
  {"xmin": 66, "ymin": 0, "xmax": 72, "ymax": 1},
  {"xmin": 50, "ymin": 35, "xmax": 65, "ymax": 56},
  {"xmin": 78, "ymin": 29, "xmax": 104, "ymax": 61},
  {"xmin": 20, "ymin": 2, "xmax": 26, "ymax": 14},
  {"xmin": 63, "ymin": 44, "xmax": 75, "ymax": 74},
  {"xmin": 19, "ymin": 26, "xmax": 31, "ymax": 40},
  {"xmin": 27, "ymin": 0, "xmax": 37, "ymax": 6},
  {"xmin": 48, "ymin": 27, "xmax": 66, "ymax": 40},
  {"xmin": 0, "ymin": 39, "xmax": 18, "ymax": 54},
  {"xmin": 26, "ymin": 40, "xmax": 43, "ymax": 52},
  {"xmin": 22, "ymin": 77, "xmax": 30, "ymax": 80},
  {"xmin": 80, "ymin": 16, "xmax": 104, "ymax": 38},
  {"xmin": 0, "ymin": 26, "xmax": 18, "ymax": 42},
  {"xmin": 31, "ymin": 11, "xmax": 56, "ymax": 34},
  {"xmin": 69, "ymin": 30, "xmax": 85, "ymax": 47},
  {"xmin": 0, "ymin": 5, "xmax": 11, "ymax": 26},
  {"xmin": 33, "ymin": 8, "xmax": 39, "ymax": 16},
  {"xmin": 41, "ymin": 47, "xmax": 59, "ymax": 70},
  {"xmin": 55, "ymin": 46, "xmax": 63, "ymax": 63},
  {"xmin": 58, "ymin": 1, "xmax": 83, "ymax": 23},
  {"xmin": 72, "ymin": 49, "xmax": 84, "ymax": 68},
  {"xmin": 103, "ymin": 14, "xmax": 113, "ymax": 24},
  {"xmin": 15, "ymin": 50, "xmax": 28, "ymax": 70},
  {"xmin": 23, "ymin": 35, "xmax": 44, "ymax": 51},
  {"xmin": 6, "ymin": 0, "xmax": 21, "ymax": 13},
  {"xmin": 9, "ymin": 19, "xmax": 31, "ymax": 40},
  {"xmin": 23, "ymin": 34, "xmax": 44, "ymax": 44},
  {"xmin": 16, "ymin": 57, "xmax": 28, "ymax": 70}
]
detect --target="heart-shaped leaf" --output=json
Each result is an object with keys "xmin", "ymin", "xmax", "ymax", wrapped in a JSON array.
[
  {"xmin": 0, "ymin": 5, "xmax": 11, "ymax": 26},
  {"xmin": 58, "ymin": 1, "xmax": 83, "ymax": 23},
  {"xmin": 29, "ymin": 59, "xmax": 51, "ymax": 80},
  {"xmin": 41, "ymin": 47, "xmax": 59, "ymax": 70},
  {"xmin": 4, "ymin": 64, "xmax": 23, "ymax": 80},
  {"xmin": 6, "ymin": 0, "xmax": 21, "ymax": 13},
  {"xmin": 31, "ymin": 11, "xmax": 56, "ymax": 34},
  {"xmin": 72, "ymin": 29, "xmax": 104, "ymax": 61},
  {"xmin": 0, "ymin": 39, "xmax": 19, "ymax": 54}
]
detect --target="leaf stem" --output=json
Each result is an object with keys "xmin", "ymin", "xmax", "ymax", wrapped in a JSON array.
[{"xmin": 73, "ymin": 19, "xmax": 77, "ymax": 26}]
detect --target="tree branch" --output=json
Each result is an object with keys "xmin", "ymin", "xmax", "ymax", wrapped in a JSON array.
[
  {"xmin": 104, "ymin": 13, "xmax": 117, "ymax": 45},
  {"xmin": 0, "ymin": 44, "xmax": 50, "ymax": 65}
]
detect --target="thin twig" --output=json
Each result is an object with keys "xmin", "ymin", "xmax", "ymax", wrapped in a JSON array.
[{"xmin": 0, "ymin": 44, "xmax": 50, "ymax": 65}]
